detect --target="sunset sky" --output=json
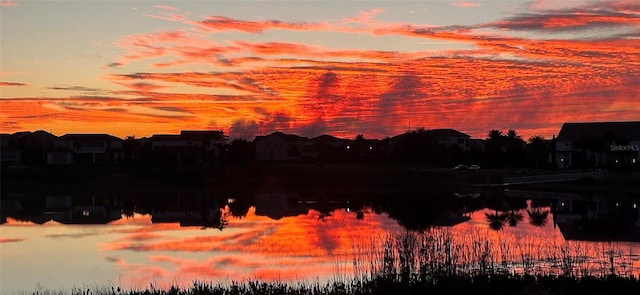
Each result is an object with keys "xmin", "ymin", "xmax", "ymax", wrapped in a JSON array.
[{"xmin": 1, "ymin": 0, "xmax": 639, "ymax": 140}]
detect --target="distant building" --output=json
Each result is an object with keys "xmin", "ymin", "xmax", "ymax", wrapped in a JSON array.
[
  {"xmin": 150, "ymin": 130, "xmax": 224, "ymax": 165},
  {"xmin": 47, "ymin": 134, "xmax": 123, "ymax": 165},
  {"xmin": 427, "ymin": 128, "xmax": 472, "ymax": 151},
  {"xmin": 1, "ymin": 133, "xmax": 22, "ymax": 166},
  {"xmin": 555, "ymin": 121, "xmax": 640, "ymax": 169},
  {"xmin": 254, "ymin": 132, "xmax": 308, "ymax": 161},
  {"xmin": 1, "ymin": 130, "xmax": 57, "ymax": 166}
]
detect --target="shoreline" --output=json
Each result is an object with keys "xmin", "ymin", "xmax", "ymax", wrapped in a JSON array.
[{"xmin": 2, "ymin": 163, "xmax": 639, "ymax": 195}]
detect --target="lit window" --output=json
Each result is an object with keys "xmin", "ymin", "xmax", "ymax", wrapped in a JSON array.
[{"xmin": 82, "ymin": 210, "xmax": 90, "ymax": 216}]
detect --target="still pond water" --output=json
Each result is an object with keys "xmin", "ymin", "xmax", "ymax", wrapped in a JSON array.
[{"xmin": 1, "ymin": 190, "xmax": 639, "ymax": 292}]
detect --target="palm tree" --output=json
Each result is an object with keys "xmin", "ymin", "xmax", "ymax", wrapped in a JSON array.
[
  {"xmin": 486, "ymin": 129, "xmax": 505, "ymax": 167},
  {"xmin": 527, "ymin": 207, "xmax": 550, "ymax": 227},
  {"xmin": 488, "ymin": 129, "xmax": 503, "ymax": 140},
  {"xmin": 485, "ymin": 210, "xmax": 508, "ymax": 231},
  {"xmin": 506, "ymin": 129, "xmax": 522, "ymax": 141}
]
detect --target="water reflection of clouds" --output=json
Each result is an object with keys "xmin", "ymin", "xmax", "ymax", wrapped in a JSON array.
[
  {"xmin": 99, "ymin": 207, "xmax": 400, "ymax": 288},
  {"xmin": 0, "ymin": 238, "xmax": 25, "ymax": 243},
  {"xmin": 45, "ymin": 232, "xmax": 100, "ymax": 239}
]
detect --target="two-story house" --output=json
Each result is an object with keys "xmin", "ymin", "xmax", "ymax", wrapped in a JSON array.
[
  {"xmin": 150, "ymin": 130, "xmax": 224, "ymax": 165},
  {"xmin": 555, "ymin": 121, "xmax": 640, "ymax": 169},
  {"xmin": 255, "ymin": 132, "xmax": 308, "ymax": 161},
  {"xmin": 47, "ymin": 134, "xmax": 123, "ymax": 165}
]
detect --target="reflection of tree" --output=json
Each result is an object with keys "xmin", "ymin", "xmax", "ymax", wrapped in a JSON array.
[
  {"xmin": 228, "ymin": 197, "xmax": 252, "ymax": 219},
  {"xmin": 485, "ymin": 210, "xmax": 508, "ymax": 231},
  {"xmin": 506, "ymin": 210, "xmax": 524, "ymax": 227},
  {"xmin": 217, "ymin": 209, "xmax": 230, "ymax": 231},
  {"xmin": 527, "ymin": 207, "xmax": 550, "ymax": 227}
]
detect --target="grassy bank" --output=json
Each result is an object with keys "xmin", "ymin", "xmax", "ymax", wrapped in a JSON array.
[{"xmin": 23, "ymin": 275, "xmax": 639, "ymax": 295}]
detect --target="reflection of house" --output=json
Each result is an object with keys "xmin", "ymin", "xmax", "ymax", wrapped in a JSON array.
[
  {"xmin": 47, "ymin": 134, "xmax": 123, "ymax": 165},
  {"xmin": 254, "ymin": 193, "xmax": 308, "ymax": 220},
  {"xmin": 151, "ymin": 209, "xmax": 221, "ymax": 227},
  {"xmin": 40, "ymin": 195, "xmax": 121, "ymax": 224},
  {"xmin": 255, "ymin": 132, "xmax": 308, "ymax": 161},
  {"xmin": 554, "ymin": 196, "xmax": 640, "ymax": 242},
  {"xmin": 555, "ymin": 121, "xmax": 640, "ymax": 169},
  {"xmin": 150, "ymin": 130, "xmax": 223, "ymax": 165},
  {"xmin": 150, "ymin": 193, "xmax": 223, "ymax": 227}
]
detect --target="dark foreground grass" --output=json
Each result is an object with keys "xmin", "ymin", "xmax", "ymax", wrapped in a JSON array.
[{"xmin": 24, "ymin": 275, "xmax": 640, "ymax": 295}]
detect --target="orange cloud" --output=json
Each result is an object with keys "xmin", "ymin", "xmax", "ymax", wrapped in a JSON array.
[{"xmin": 452, "ymin": 2, "xmax": 480, "ymax": 8}]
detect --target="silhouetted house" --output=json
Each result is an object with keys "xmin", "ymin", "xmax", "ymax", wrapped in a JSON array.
[
  {"xmin": 302, "ymin": 134, "xmax": 352, "ymax": 162},
  {"xmin": 150, "ymin": 130, "xmax": 223, "ymax": 165},
  {"xmin": 1, "ymin": 133, "xmax": 22, "ymax": 166},
  {"xmin": 1, "ymin": 130, "xmax": 57, "ymax": 166},
  {"xmin": 427, "ymin": 128, "xmax": 472, "ymax": 150},
  {"xmin": 555, "ymin": 121, "xmax": 640, "ymax": 169},
  {"xmin": 46, "ymin": 134, "xmax": 123, "ymax": 165},
  {"xmin": 254, "ymin": 132, "xmax": 308, "ymax": 161}
]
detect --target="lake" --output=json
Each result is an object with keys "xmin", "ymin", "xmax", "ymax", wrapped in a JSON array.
[{"xmin": 1, "ymin": 190, "xmax": 639, "ymax": 293}]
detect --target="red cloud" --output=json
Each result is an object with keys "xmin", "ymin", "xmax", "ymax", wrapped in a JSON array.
[{"xmin": 196, "ymin": 16, "xmax": 327, "ymax": 33}]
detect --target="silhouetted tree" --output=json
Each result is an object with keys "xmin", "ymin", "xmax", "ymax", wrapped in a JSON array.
[
  {"xmin": 486, "ymin": 129, "xmax": 505, "ymax": 167},
  {"xmin": 505, "ymin": 129, "xmax": 526, "ymax": 167},
  {"xmin": 527, "ymin": 135, "xmax": 547, "ymax": 169}
]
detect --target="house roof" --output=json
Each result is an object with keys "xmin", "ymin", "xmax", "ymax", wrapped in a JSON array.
[
  {"xmin": 180, "ymin": 130, "xmax": 224, "ymax": 140},
  {"xmin": 150, "ymin": 134, "xmax": 184, "ymax": 141},
  {"xmin": 59, "ymin": 134, "xmax": 122, "ymax": 141},
  {"xmin": 254, "ymin": 131, "xmax": 308, "ymax": 142},
  {"xmin": 310, "ymin": 134, "xmax": 351, "ymax": 146},
  {"xmin": 557, "ymin": 121, "xmax": 640, "ymax": 142},
  {"xmin": 427, "ymin": 128, "xmax": 471, "ymax": 139}
]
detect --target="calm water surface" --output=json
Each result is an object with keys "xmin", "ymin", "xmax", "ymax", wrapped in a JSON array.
[{"xmin": 1, "ymin": 191, "xmax": 639, "ymax": 292}]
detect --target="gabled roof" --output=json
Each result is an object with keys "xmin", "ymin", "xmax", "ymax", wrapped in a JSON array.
[
  {"xmin": 254, "ymin": 131, "xmax": 308, "ymax": 142},
  {"xmin": 59, "ymin": 134, "xmax": 122, "ymax": 141},
  {"xmin": 427, "ymin": 128, "xmax": 471, "ymax": 139},
  {"xmin": 150, "ymin": 134, "xmax": 184, "ymax": 141},
  {"xmin": 310, "ymin": 134, "xmax": 351, "ymax": 145},
  {"xmin": 557, "ymin": 121, "xmax": 640, "ymax": 142},
  {"xmin": 180, "ymin": 130, "xmax": 224, "ymax": 140}
]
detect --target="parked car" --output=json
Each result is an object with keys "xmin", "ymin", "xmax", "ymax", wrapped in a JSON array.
[
  {"xmin": 469, "ymin": 165, "xmax": 481, "ymax": 171},
  {"xmin": 453, "ymin": 164, "xmax": 468, "ymax": 171}
]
